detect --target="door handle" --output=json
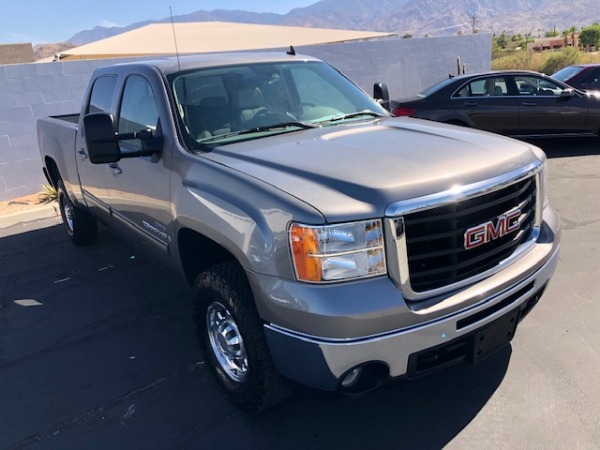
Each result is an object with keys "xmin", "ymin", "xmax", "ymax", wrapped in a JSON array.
[
  {"xmin": 464, "ymin": 102, "xmax": 479, "ymax": 107},
  {"xmin": 109, "ymin": 163, "xmax": 122, "ymax": 176},
  {"xmin": 522, "ymin": 102, "xmax": 537, "ymax": 107},
  {"xmin": 78, "ymin": 149, "xmax": 88, "ymax": 161}
]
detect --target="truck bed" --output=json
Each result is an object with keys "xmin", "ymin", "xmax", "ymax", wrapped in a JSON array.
[
  {"xmin": 37, "ymin": 115, "xmax": 81, "ymax": 198},
  {"xmin": 49, "ymin": 113, "xmax": 80, "ymax": 124}
]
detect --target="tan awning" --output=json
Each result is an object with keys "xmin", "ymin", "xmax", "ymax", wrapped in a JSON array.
[{"xmin": 57, "ymin": 22, "xmax": 396, "ymax": 60}]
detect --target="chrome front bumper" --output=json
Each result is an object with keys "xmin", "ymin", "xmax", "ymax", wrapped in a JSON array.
[{"xmin": 264, "ymin": 241, "xmax": 560, "ymax": 391}]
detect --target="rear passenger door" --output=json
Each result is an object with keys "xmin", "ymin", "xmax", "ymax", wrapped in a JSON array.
[
  {"xmin": 451, "ymin": 76, "xmax": 519, "ymax": 134},
  {"xmin": 76, "ymin": 75, "xmax": 116, "ymax": 219}
]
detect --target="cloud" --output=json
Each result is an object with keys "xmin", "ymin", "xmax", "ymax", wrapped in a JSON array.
[{"xmin": 98, "ymin": 20, "xmax": 121, "ymax": 28}]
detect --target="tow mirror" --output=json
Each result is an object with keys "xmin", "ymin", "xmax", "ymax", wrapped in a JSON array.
[
  {"xmin": 84, "ymin": 113, "xmax": 121, "ymax": 164},
  {"xmin": 83, "ymin": 112, "xmax": 164, "ymax": 164},
  {"xmin": 373, "ymin": 82, "xmax": 390, "ymax": 111}
]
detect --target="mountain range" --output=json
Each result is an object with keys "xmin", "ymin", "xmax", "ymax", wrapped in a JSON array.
[{"xmin": 67, "ymin": 0, "xmax": 600, "ymax": 45}]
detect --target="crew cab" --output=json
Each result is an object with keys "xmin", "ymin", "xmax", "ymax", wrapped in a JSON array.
[{"xmin": 38, "ymin": 52, "xmax": 560, "ymax": 412}]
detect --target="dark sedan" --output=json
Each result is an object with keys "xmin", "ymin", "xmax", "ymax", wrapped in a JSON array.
[
  {"xmin": 552, "ymin": 64, "xmax": 600, "ymax": 91},
  {"xmin": 391, "ymin": 70, "xmax": 600, "ymax": 137}
]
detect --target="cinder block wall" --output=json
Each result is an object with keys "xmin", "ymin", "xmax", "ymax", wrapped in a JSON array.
[
  {"xmin": 0, "ymin": 58, "xmax": 127, "ymax": 201},
  {"xmin": 301, "ymin": 34, "xmax": 492, "ymax": 99},
  {"xmin": 0, "ymin": 34, "xmax": 491, "ymax": 202}
]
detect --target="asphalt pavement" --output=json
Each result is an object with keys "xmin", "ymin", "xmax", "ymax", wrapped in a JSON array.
[{"xmin": 1, "ymin": 137, "xmax": 599, "ymax": 449}]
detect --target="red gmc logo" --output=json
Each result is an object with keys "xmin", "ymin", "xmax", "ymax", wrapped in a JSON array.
[{"xmin": 464, "ymin": 208, "xmax": 522, "ymax": 250}]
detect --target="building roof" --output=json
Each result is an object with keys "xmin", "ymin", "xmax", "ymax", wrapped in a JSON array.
[
  {"xmin": 0, "ymin": 43, "xmax": 35, "ymax": 64},
  {"xmin": 56, "ymin": 22, "xmax": 396, "ymax": 61}
]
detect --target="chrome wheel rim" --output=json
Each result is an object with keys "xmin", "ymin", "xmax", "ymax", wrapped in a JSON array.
[
  {"xmin": 60, "ymin": 195, "xmax": 74, "ymax": 233},
  {"xmin": 206, "ymin": 301, "xmax": 248, "ymax": 383}
]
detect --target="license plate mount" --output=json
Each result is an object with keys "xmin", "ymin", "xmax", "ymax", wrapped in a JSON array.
[{"xmin": 469, "ymin": 309, "xmax": 520, "ymax": 364}]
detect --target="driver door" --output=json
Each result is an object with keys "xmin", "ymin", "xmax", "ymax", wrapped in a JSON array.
[
  {"xmin": 107, "ymin": 74, "xmax": 171, "ymax": 253},
  {"xmin": 514, "ymin": 74, "xmax": 589, "ymax": 134}
]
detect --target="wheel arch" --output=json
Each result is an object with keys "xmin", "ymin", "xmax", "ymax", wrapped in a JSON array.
[
  {"xmin": 44, "ymin": 156, "xmax": 61, "ymax": 188},
  {"xmin": 177, "ymin": 227, "xmax": 241, "ymax": 286}
]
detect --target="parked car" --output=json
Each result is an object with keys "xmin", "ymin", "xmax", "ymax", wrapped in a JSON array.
[
  {"xmin": 391, "ymin": 70, "xmax": 600, "ymax": 137},
  {"xmin": 551, "ymin": 64, "xmax": 600, "ymax": 91}
]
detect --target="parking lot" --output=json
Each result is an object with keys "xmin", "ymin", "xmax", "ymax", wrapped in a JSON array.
[{"xmin": 1, "ymin": 137, "xmax": 599, "ymax": 449}]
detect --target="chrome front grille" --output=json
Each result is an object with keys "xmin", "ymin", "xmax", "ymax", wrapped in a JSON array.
[
  {"xmin": 385, "ymin": 163, "xmax": 543, "ymax": 301},
  {"xmin": 403, "ymin": 176, "xmax": 536, "ymax": 292}
]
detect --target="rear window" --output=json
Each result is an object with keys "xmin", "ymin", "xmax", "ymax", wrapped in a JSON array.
[
  {"xmin": 417, "ymin": 77, "xmax": 457, "ymax": 98},
  {"xmin": 87, "ymin": 76, "xmax": 117, "ymax": 114}
]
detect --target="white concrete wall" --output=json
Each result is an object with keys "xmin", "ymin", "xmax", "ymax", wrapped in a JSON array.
[{"xmin": 0, "ymin": 34, "xmax": 491, "ymax": 202}]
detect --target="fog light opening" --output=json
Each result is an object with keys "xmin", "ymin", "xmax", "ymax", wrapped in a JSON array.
[
  {"xmin": 339, "ymin": 363, "xmax": 389, "ymax": 396},
  {"xmin": 341, "ymin": 367, "xmax": 363, "ymax": 388}
]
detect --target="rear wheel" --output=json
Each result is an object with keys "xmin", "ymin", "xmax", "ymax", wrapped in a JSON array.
[
  {"xmin": 57, "ymin": 180, "xmax": 97, "ymax": 246},
  {"xmin": 192, "ymin": 262, "xmax": 289, "ymax": 412}
]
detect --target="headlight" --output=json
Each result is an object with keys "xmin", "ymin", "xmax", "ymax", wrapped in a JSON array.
[{"xmin": 289, "ymin": 219, "xmax": 386, "ymax": 283}]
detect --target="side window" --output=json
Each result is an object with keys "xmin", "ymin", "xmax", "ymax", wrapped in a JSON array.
[
  {"xmin": 118, "ymin": 75, "xmax": 159, "ymax": 151},
  {"xmin": 454, "ymin": 77, "xmax": 507, "ymax": 97},
  {"xmin": 515, "ymin": 75, "xmax": 562, "ymax": 96},
  {"xmin": 453, "ymin": 77, "xmax": 508, "ymax": 97},
  {"xmin": 87, "ymin": 76, "xmax": 117, "ymax": 114}
]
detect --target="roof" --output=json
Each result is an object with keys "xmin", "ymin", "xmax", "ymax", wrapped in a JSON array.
[
  {"xmin": 95, "ymin": 52, "xmax": 322, "ymax": 76},
  {"xmin": 56, "ymin": 22, "xmax": 396, "ymax": 61}
]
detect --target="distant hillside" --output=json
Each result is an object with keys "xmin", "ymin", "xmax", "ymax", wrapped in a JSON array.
[
  {"xmin": 33, "ymin": 43, "xmax": 75, "ymax": 61},
  {"xmin": 66, "ymin": 0, "xmax": 600, "ymax": 45}
]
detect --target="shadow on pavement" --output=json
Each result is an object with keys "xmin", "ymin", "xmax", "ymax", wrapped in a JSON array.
[
  {"xmin": 1, "ymin": 223, "xmax": 510, "ymax": 449},
  {"xmin": 523, "ymin": 136, "xmax": 599, "ymax": 158}
]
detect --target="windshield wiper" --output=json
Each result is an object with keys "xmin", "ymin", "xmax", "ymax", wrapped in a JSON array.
[
  {"xmin": 238, "ymin": 121, "xmax": 318, "ymax": 134},
  {"xmin": 325, "ymin": 110, "xmax": 387, "ymax": 123},
  {"xmin": 197, "ymin": 121, "xmax": 317, "ymax": 144}
]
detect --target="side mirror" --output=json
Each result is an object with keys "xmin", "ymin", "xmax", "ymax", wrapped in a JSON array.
[
  {"xmin": 83, "ymin": 112, "xmax": 164, "ymax": 164},
  {"xmin": 83, "ymin": 113, "xmax": 121, "ymax": 164},
  {"xmin": 373, "ymin": 82, "xmax": 390, "ymax": 111},
  {"xmin": 560, "ymin": 88, "xmax": 575, "ymax": 99}
]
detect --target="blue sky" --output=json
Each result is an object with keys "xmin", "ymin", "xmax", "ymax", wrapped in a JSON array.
[{"xmin": 2, "ymin": 0, "xmax": 319, "ymax": 44}]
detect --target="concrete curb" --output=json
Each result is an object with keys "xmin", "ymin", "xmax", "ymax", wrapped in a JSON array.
[{"xmin": 0, "ymin": 202, "xmax": 60, "ymax": 229}]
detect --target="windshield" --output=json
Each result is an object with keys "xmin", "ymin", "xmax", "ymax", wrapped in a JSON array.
[
  {"xmin": 168, "ymin": 61, "xmax": 387, "ymax": 149},
  {"xmin": 551, "ymin": 65, "xmax": 584, "ymax": 83}
]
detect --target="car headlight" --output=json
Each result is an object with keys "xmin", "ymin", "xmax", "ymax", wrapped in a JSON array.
[{"xmin": 289, "ymin": 219, "xmax": 386, "ymax": 283}]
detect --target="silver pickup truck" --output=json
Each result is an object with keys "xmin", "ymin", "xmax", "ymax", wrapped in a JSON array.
[{"xmin": 38, "ymin": 51, "xmax": 560, "ymax": 412}]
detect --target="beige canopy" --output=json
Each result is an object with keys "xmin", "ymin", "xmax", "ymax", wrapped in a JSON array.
[{"xmin": 56, "ymin": 22, "xmax": 395, "ymax": 60}]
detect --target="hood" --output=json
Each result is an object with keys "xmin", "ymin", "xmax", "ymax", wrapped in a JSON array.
[{"xmin": 203, "ymin": 118, "xmax": 541, "ymax": 222}]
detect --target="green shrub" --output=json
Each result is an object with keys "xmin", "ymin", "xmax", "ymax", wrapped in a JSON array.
[
  {"xmin": 39, "ymin": 184, "xmax": 58, "ymax": 203},
  {"xmin": 492, "ymin": 47, "xmax": 600, "ymax": 73},
  {"xmin": 539, "ymin": 47, "xmax": 583, "ymax": 74}
]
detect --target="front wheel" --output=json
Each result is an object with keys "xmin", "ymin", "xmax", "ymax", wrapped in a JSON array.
[
  {"xmin": 57, "ymin": 180, "xmax": 97, "ymax": 246},
  {"xmin": 192, "ymin": 262, "xmax": 289, "ymax": 412}
]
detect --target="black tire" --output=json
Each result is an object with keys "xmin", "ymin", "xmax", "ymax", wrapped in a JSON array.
[
  {"xmin": 57, "ymin": 180, "xmax": 98, "ymax": 246},
  {"xmin": 192, "ymin": 262, "xmax": 289, "ymax": 412}
]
